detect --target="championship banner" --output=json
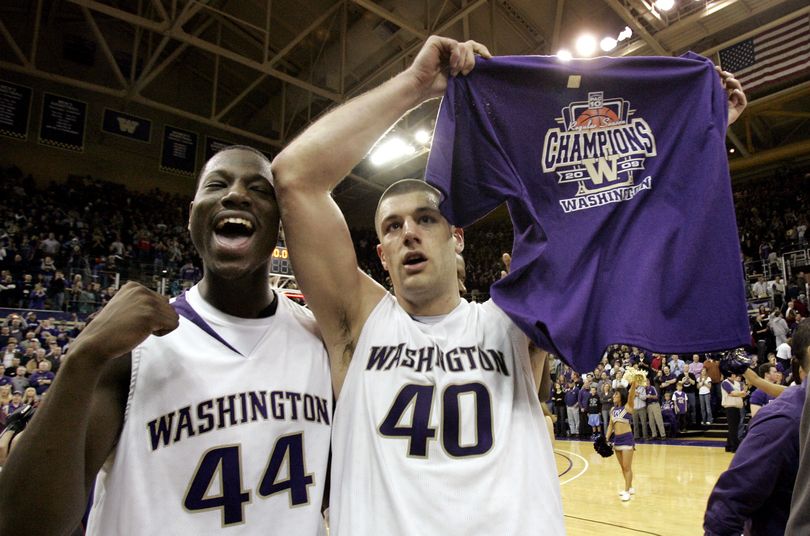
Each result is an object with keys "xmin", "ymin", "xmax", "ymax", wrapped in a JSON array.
[
  {"xmin": 160, "ymin": 125, "xmax": 198, "ymax": 175},
  {"xmin": 204, "ymin": 135, "xmax": 234, "ymax": 162},
  {"xmin": 38, "ymin": 93, "xmax": 87, "ymax": 151},
  {"xmin": 0, "ymin": 80, "xmax": 32, "ymax": 141},
  {"xmin": 102, "ymin": 108, "xmax": 151, "ymax": 143}
]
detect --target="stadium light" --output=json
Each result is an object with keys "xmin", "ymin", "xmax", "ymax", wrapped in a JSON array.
[
  {"xmin": 414, "ymin": 129, "xmax": 431, "ymax": 144},
  {"xmin": 600, "ymin": 37, "xmax": 618, "ymax": 52},
  {"xmin": 370, "ymin": 137, "xmax": 415, "ymax": 166},
  {"xmin": 557, "ymin": 49, "xmax": 573, "ymax": 62},
  {"xmin": 655, "ymin": 0, "xmax": 675, "ymax": 11},
  {"xmin": 574, "ymin": 34, "xmax": 597, "ymax": 57},
  {"xmin": 618, "ymin": 26, "xmax": 633, "ymax": 41}
]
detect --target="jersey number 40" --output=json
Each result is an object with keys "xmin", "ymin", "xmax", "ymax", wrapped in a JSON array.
[
  {"xmin": 379, "ymin": 382, "xmax": 493, "ymax": 457},
  {"xmin": 183, "ymin": 433, "xmax": 313, "ymax": 526}
]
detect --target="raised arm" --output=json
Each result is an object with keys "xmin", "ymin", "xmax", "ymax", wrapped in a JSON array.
[
  {"xmin": 625, "ymin": 380, "xmax": 638, "ymax": 414},
  {"xmin": 272, "ymin": 37, "xmax": 490, "ymax": 393},
  {"xmin": 743, "ymin": 368, "xmax": 787, "ymax": 398},
  {"xmin": 0, "ymin": 283, "xmax": 177, "ymax": 534}
]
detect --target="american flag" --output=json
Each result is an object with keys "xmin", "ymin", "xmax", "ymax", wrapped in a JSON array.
[{"xmin": 719, "ymin": 14, "xmax": 810, "ymax": 92}]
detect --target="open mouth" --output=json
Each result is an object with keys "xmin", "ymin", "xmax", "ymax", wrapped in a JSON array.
[
  {"xmin": 214, "ymin": 217, "xmax": 255, "ymax": 250},
  {"xmin": 403, "ymin": 252, "xmax": 427, "ymax": 271}
]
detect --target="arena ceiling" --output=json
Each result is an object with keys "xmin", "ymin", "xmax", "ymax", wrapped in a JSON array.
[{"xmin": 1, "ymin": 0, "xmax": 809, "ymax": 219}]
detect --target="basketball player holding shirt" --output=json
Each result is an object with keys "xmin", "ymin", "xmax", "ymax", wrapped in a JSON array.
[
  {"xmin": 273, "ymin": 37, "xmax": 564, "ymax": 535},
  {"xmin": 0, "ymin": 147, "xmax": 332, "ymax": 535}
]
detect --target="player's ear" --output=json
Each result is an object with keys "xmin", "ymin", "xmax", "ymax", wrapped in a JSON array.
[
  {"xmin": 452, "ymin": 227, "xmax": 464, "ymax": 254},
  {"xmin": 377, "ymin": 243, "xmax": 389, "ymax": 272}
]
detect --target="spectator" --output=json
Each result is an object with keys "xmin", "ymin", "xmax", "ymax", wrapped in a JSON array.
[
  {"xmin": 704, "ymin": 355, "xmax": 723, "ymax": 414},
  {"xmin": 587, "ymin": 386, "xmax": 601, "ymax": 437},
  {"xmin": 564, "ymin": 381, "xmax": 579, "ymax": 437},
  {"xmin": 1, "ymin": 340, "xmax": 20, "ymax": 369},
  {"xmin": 752, "ymin": 275, "xmax": 769, "ymax": 299},
  {"xmin": 645, "ymin": 383, "xmax": 666, "ymax": 440},
  {"xmin": 660, "ymin": 365, "xmax": 679, "ymax": 395},
  {"xmin": 681, "ymin": 367, "xmax": 699, "ymax": 425},
  {"xmin": 6, "ymin": 391, "xmax": 22, "ymax": 416},
  {"xmin": 10, "ymin": 367, "xmax": 28, "ymax": 394},
  {"xmin": 599, "ymin": 382, "xmax": 614, "ymax": 435},
  {"xmin": 668, "ymin": 354, "xmax": 685, "ymax": 376},
  {"xmin": 48, "ymin": 271, "xmax": 66, "ymax": 311},
  {"xmin": 721, "ymin": 373, "xmax": 748, "ymax": 453},
  {"xmin": 661, "ymin": 391, "xmax": 678, "ymax": 437},
  {"xmin": 673, "ymin": 382, "xmax": 688, "ymax": 432},
  {"xmin": 688, "ymin": 354, "xmax": 703, "ymax": 378},
  {"xmin": 631, "ymin": 382, "xmax": 649, "ymax": 441},
  {"xmin": 577, "ymin": 378, "xmax": 591, "ymax": 437},
  {"xmin": 698, "ymin": 369, "xmax": 713, "ymax": 425},
  {"xmin": 551, "ymin": 382, "xmax": 566, "ymax": 437},
  {"xmin": 770, "ymin": 310, "xmax": 790, "ymax": 347},
  {"xmin": 0, "ymin": 367, "xmax": 10, "ymax": 389},
  {"xmin": 20, "ymin": 387, "xmax": 37, "ymax": 407},
  {"xmin": 750, "ymin": 363, "xmax": 778, "ymax": 419},
  {"xmin": 28, "ymin": 360, "xmax": 54, "ymax": 396}
]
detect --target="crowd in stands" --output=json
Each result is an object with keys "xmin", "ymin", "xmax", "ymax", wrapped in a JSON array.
[
  {"xmin": 0, "ymin": 162, "xmax": 808, "ymax": 437},
  {"xmin": 0, "ymin": 165, "xmax": 198, "ymax": 314},
  {"xmin": 736, "ymin": 171, "xmax": 809, "ymax": 277}
]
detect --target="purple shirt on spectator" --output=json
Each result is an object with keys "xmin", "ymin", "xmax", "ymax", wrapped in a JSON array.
[
  {"xmin": 577, "ymin": 387, "xmax": 591, "ymax": 409},
  {"xmin": 661, "ymin": 373, "xmax": 679, "ymax": 393},
  {"xmin": 28, "ymin": 370, "xmax": 54, "ymax": 395},
  {"xmin": 750, "ymin": 389, "xmax": 775, "ymax": 409},
  {"xmin": 0, "ymin": 376, "xmax": 11, "ymax": 388},
  {"xmin": 704, "ymin": 384, "xmax": 805, "ymax": 535},
  {"xmin": 564, "ymin": 388, "xmax": 580, "ymax": 408},
  {"xmin": 645, "ymin": 385, "xmax": 660, "ymax": 404}
]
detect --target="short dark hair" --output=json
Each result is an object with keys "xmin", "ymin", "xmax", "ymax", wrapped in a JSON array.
[
  {"xmin": 792, "ymin": 319, "xmax": 810, "ymax": 371},
  {"xmin": 374, "ymin": 178, "xmax": 443, "ymax": 237},
  {"xmin": 196, "ymin": 144, "xmax": 272, "ymax": 187},
  {"xmin": 758, "ymin": 363, "xmax": 776, "ymax": 378}
]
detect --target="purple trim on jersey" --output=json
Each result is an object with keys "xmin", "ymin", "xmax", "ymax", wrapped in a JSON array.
[
  {"xmin": 425, "ymin": 53, "xmax": 750, "ymax": 372},
  {"xmin": 704, "ymin": 384, "xmax": 805, "ymax": 535},
  {"xmin": 171, "ymin": 292, "xmax": 243, "ymax": 357},
  {"xmin": 722, "ymin": 379, "xmax": 735, "ymax": 394}
]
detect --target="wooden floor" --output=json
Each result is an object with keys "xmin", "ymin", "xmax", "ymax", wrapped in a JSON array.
[{"xmin": 555, "ymin": 438, "xmax": 732, "ymax": 535}]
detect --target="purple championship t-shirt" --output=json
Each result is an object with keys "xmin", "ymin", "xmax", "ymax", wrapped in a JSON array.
[{"xmin": 425, "ymin": 53, "xmax": 750, "ymax": 372}]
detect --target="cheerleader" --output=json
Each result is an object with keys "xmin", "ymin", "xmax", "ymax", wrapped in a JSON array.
[{"xmin": 606, "ymin": 377, "xmax": 639, "ymax": 501}]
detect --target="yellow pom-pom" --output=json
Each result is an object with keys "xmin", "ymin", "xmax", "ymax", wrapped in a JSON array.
[{"xmin": 622, "ymin": 366, "xmax": 648, "ymax": 387}]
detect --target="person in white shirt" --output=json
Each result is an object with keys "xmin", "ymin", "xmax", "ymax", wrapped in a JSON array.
[
  {"xmin": 770, "ymin": 310, "xmax": 790, "ymax": 347},
  {"xmin": 698, "ymin": 369, "xmax": 713, "ymax": 425},
  {"xmin": 752, "ymin": 276, "xmax": 769, "ymax": 299},
  {"xmin": 777, "ymin": 338, "xmax": 793, "ymax": 363}
]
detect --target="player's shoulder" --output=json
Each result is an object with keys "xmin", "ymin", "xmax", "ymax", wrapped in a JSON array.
[{"xmin": 275, "ymin": 292, "xmax": 324, "ymax": 341}]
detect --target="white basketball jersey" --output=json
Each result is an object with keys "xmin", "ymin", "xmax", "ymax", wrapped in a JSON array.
[
  {"xmin": 330, "ymin": 294, "xmax": 564, "ymax": 535},
  {"xmin": 86, "ymin": 287, "xmax": 332, "ymax": 535}
]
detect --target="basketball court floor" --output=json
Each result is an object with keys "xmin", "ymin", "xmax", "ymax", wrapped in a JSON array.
[{"xmin": 555, "ymin": 438, "xmax": 731, "ymax": 535}]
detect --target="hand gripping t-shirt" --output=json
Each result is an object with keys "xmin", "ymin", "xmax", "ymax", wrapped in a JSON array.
[{"xmin": 425, "ymin": 53, "xmax": 749, "ymax": 372}]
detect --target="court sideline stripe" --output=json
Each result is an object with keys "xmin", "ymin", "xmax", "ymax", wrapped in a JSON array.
[
  {"xmin": 563, "ymin": 515, "xmax": 663, "ymax": 535},
  {"xmin": 555, "ymin": 449, "xmax": 589, "ymax": 485},
  {"xmin": 555, "ymin": 451, "xmax": 574, "ymax": 478}
]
